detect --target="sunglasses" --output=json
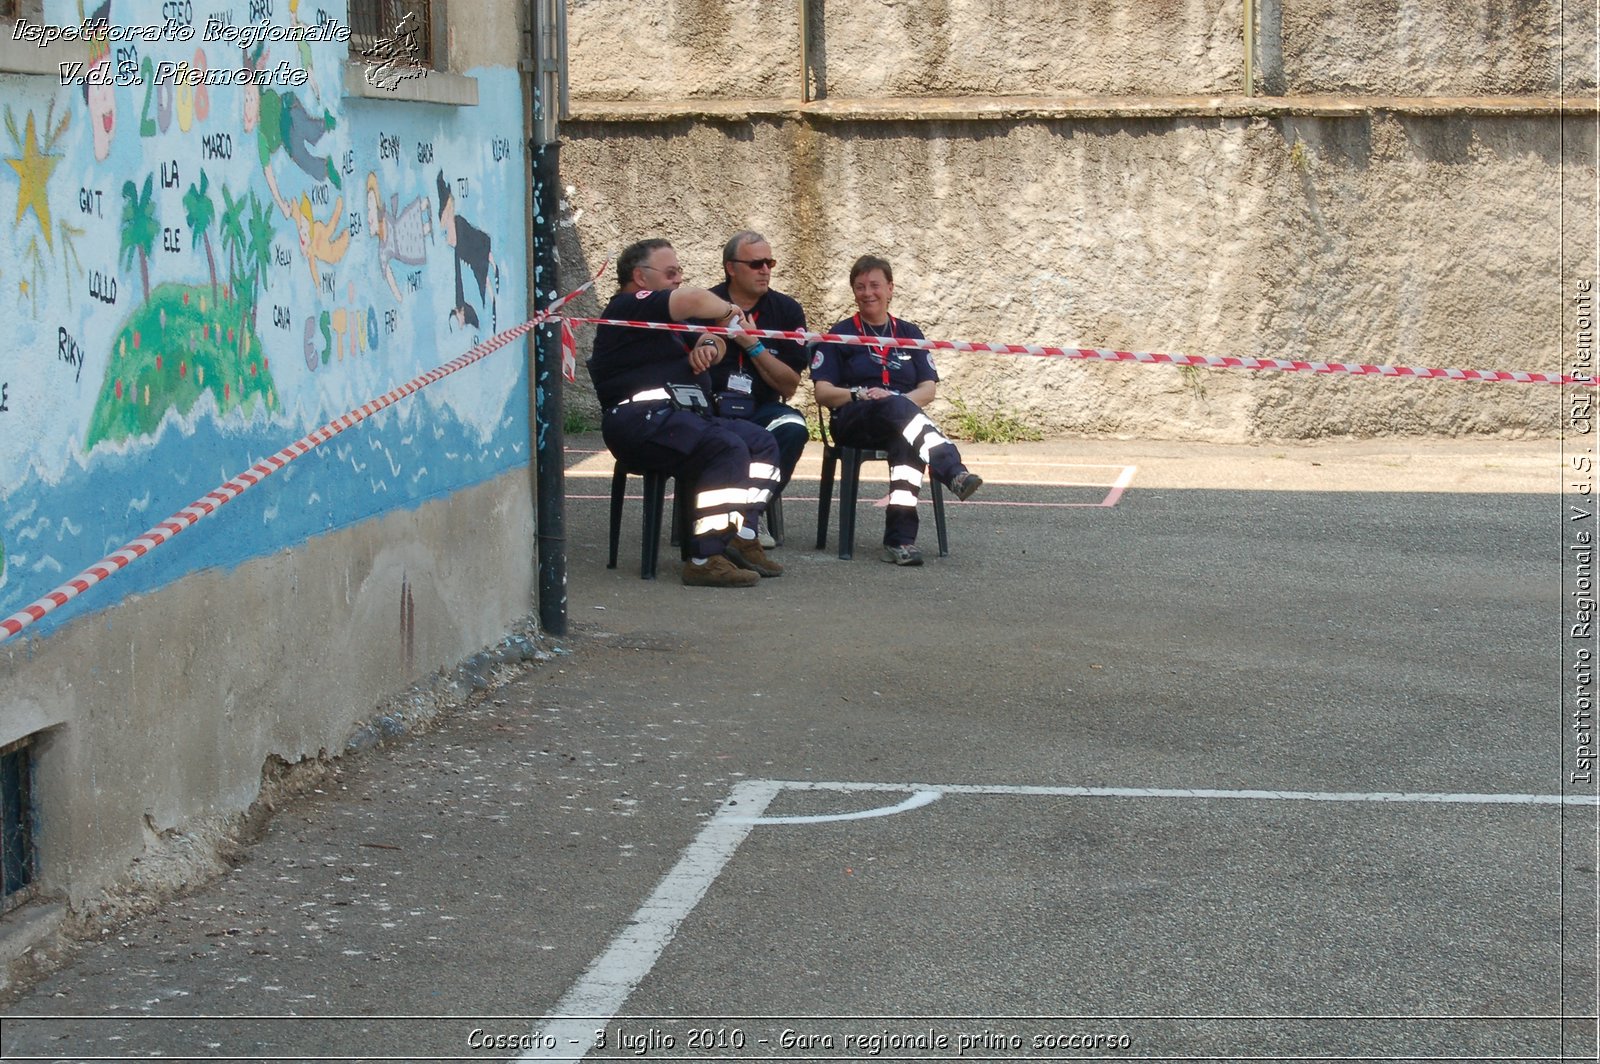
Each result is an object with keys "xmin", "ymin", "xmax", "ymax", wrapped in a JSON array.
[
  {"xmin": 639, "ymin": 264, "xmax": 684, "ymax": 280},
  {"xmin": 731, "ymin": 257, "xmax": 777, "ymax": 270}
]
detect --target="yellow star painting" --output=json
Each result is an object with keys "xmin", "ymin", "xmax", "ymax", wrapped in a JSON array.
[{"xmin": 5, "ymin": 112, "xmax": 61, "ymax": 250}]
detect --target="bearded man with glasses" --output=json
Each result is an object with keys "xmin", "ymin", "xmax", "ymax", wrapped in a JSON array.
[
  {"xmin": 705, "ymin": 230, "xmax": 812, "ymax": 549},
  {"xmin": 587, "ymin": 238, "xmax": 786, "ymax": 588}
]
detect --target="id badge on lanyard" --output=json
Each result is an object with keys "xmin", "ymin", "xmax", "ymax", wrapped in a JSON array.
[{"xmin": 855, "ymin": 314, "xmax": 895, "ymax": 387}]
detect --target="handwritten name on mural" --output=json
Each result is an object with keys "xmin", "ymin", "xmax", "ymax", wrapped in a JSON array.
[
  {"xmin": 201, "ymin": 133, "xmax": 233, "ymax": 160},
  {"xmin": 58, "ymin": 328, "xmax": 87, "ymax": 385},
  {"xmin": 78, "ymin": 188, "xmax": 105, "ymax": 218},
  {"xmin": 162, "ymin": 1, "xmax": 197, "ymax": 26},
  {"xmin": 0, "ymin": 383, "xmax": 9, "ymax": 413},
  {"xmin": 89, "ymin": 270, "xmax": 118, "ymax": 306}
]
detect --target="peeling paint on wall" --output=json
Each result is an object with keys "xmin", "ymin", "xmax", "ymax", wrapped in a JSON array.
[{"xmin": 0, "ymin": 1, "xmax": 528, "ymax": 638}]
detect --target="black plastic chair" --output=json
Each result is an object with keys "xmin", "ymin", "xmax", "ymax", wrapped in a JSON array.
[
  {"xmin": 814, "ymin": 442, "xmax": 948, "ymax": 560},
  {"xmin": 764, "ymin": 492, "xmax": 785, "ymax": 547},
  {"xmin": 606, "ymin": 462, "xmax": 693, "ymax": 579}
]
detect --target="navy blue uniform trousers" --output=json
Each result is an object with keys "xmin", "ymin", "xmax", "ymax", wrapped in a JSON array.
[
  {"xmin": 602, "ymin": 402, "xmax": 781, "ymax": 558},
  {"xmin": 829, "ymin": 395, "xmax": 964, "ymax": 547}
]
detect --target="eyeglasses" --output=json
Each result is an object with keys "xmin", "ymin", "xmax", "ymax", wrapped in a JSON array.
[
  {"xmin": 639, "ymin": 264, "xmax": 684, "ymax": 280},
  {"xmin": 731, "ymin": 258, "xmax": 777, "ymax": 270}
]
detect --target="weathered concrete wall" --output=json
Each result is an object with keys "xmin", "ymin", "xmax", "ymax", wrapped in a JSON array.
[
  {"xmin": 565, "ymin": 0, "xmax": 1595, "ymax": 100},
  {"xmin": 1271, "ymin": 0, "xmax": 1594, "ymax": 96},
  {"xmin": 566, "ymin": 0, "xmax": 803, "ymax": 100},
  {"xmin": 566, "ymin": 0, "xmax": 1246, "ymax": 99},
  {"xmin": 0, "ymin": 0, "xmax": 535, "ymax": 913},
  {"xmin": 814, "ymin": 0, "xmax": 1245, "ymax": 98},
  {"xmin": 556, "ymin": 108, "xmax": 1581, "ymax": 440},
  {"xmin": 556, "ymin": 0, "xmax": 1593, "ymax": 441},
  {"xmin": 0, "ymin": 472, "xmax": 534, "ymax": 912}
]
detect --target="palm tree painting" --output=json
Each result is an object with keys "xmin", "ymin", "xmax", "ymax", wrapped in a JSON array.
[
  {"xmin": 119, "ymin": 174, "xmax": 157, "ymax": 303},
  {"xmin": 218, "ymin": 182, "xmax": 247, "ymax": 301},
  {"xmin": 244, "ymin": 190, "xmax": 275, "ymax": 331},
  {"xmin": 183, "ymin": 170, "xmax": 218, "ymax": 302}
]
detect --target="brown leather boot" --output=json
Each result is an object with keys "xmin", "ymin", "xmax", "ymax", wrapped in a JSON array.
[
  {"xmin": 681, "ymin": 554, "xmax": 760, "ymax": 588},
  {"xmin": 724, "ymin": 535, "xmax": 784, "ymax": 577}
]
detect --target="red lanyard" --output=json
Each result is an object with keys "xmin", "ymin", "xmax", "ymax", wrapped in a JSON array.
[{"xmin": 853, "ymin": 314, "xmax": 896, "ymax": 386}]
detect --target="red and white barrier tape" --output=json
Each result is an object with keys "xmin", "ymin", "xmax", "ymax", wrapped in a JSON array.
[
  {"xmin": 563, "ymin": 317, "xmax": 1595, "ymax": 388},
  {"xmin": 0, "ymin": 269, "xmax": 605, "ymax": 645}
]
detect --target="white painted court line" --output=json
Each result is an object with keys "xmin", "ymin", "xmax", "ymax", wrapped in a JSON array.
[
  {"xmin": 523, "ymin": 779, "xmax": 782, "ymax": 1064},
  {"xmin": 522, "ymin": 777, "xmax": 1596, "ymax": 1061},
  {"xmin": 766, "ymin": 780, "xmax": 1600, "ymax": 806},
  {"xmin": 728, "ymin": 788, "xmax": 943, "ymax": 824}
]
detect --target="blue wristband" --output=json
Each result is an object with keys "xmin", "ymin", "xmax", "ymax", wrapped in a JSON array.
[{"xmin": 746, "ymin": 342, "xmax": 767, "ymax": 357}]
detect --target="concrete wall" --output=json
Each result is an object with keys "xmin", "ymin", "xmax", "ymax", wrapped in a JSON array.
[
  {"xmin": 554, "ymin": 0, "xmax": 1593, "ymax": 441},
  {"xmin": 566, "ymin": 0, "xmax": 1595, "ymax": 100},
  {"xmin": 1271, "ymin": 0, "xmax": 1594, "ymax": 96},
  {"xmin": 0, "ymin": 0, "xmax": 534, "ymax": 912}
]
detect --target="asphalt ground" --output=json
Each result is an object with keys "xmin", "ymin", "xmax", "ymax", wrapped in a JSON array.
[{"xmin": 1, "ymin": 434, "xmax": 1595, "ymax": 1064}]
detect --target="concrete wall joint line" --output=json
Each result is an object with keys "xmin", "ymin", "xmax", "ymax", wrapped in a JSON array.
[{"xmin": 566, "ymin": 94, "xmax": 1600, "ymax": 124}]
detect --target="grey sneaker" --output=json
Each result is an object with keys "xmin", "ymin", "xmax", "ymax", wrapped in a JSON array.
[
  {"xmin": 882, "ymin": 544, "xmax": 924, "ymax": 566},
  {"xmin": 949, "ymin": 471, "xmax": 983, "ymax": 501},
  {"xmin": 757, "ymin": 529, "xmax": 778, "ymax": 549}
]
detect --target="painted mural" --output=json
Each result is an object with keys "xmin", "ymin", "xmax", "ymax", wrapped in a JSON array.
[{"xmin": 0, "ymin": 1, "xmax": 527, "ymax": 636}]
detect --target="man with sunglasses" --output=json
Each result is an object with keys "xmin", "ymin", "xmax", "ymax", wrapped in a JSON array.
[
  {"xmin": 588, "ymin": 238, "xmax": 786, "ymax": 588},
  {"xmin": 706, "ymin": 231, "xmax": 812, "ymax": 549}
]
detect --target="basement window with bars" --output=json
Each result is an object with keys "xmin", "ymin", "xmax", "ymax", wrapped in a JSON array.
[{"xmin": 0, "ymin": 736, "xmax": 37, "ymax": 914}]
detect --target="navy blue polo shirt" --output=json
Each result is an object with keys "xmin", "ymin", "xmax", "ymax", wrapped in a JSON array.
[
  {"xmin": 811, "ymin": 315, "xmax": 937, "ymax": 394},
  {"xmin": 586, "ymin": 288, "xmax": 705, "ymax": 409},
  {"xmin": 705, "ymin": 283, "xmax": 810, "ymax": 407}
]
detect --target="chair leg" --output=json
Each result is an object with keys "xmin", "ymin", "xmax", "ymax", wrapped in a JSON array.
[
  {"xmin": 815, "ymin": 445, "xmax": 836, "ymax": 550},
  {"xmin": 607, "ymin": 463, "xmax": 628, "ymax": 570},
  {"xmin": 640, "ymin": 470, "xmax": 666, "ymax": 580},
  {"xmin": 838, "ymin": 446, "xmax": 860, "ymax": 561},
  {"xmin": 931, "ymin": 478, "xmax": 949, "ymax": 557},
  {"xmin": 767, "ymin": 492, "xmax": 785, "ymax": 547},
  {"xmin": 674, "ymin": 475, "xmax": 695, "ymax": 561}
]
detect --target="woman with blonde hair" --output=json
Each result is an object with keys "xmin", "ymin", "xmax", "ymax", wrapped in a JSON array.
[{"xmin": 365, "ymin": 172, "xmax": 432, "ymax": 301}]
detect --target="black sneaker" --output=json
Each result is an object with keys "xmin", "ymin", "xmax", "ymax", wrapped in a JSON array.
[
  {"xmin": 882, "ymin": 544, "xmax": 924, "ymax": 566},
  {"xmin": 949, "ymin": 471, "xmax": 983, "ymax": 501}
]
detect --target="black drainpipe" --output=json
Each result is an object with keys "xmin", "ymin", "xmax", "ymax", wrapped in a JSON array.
[{"xmin": 528, "ymin": 0, "xmax": 566, "ymax": 635}]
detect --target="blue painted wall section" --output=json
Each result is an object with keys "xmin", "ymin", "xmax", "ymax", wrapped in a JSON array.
[{"xmin": 0, "ymin": 1, "xmax": 528, "ymax": 637}]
